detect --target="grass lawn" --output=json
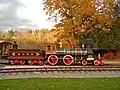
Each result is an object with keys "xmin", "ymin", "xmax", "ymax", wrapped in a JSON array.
[{"xmin": 0, "ymin": 78, "xmax": 120, "ymax": 90}]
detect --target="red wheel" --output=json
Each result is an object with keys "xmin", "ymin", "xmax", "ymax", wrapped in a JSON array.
[
  {"xmin": 10, "ymin": 60, "xmax": 15, "ymax": 65},
  {"xmin": 28, "ymin": 60, "xmax": 34, "ymax": 65},
  {"xmin": 19, "ymin": 60, "xmax": 25, "ymax": 65},
  {"xmin": 48, "ymin": 55, "xmax": 58, "ymax": 65},
  {"xmin": 81, "ymin": 60, "xmax": 87, "ymax": 65},
  {"xmin": 63, "ymin": 55, "xmax": 74, "ymax": 65},
  {"xmin": 33, "ymin": 60, "xmax": 37, "ymax": 64},
  {"xmin": 38, "ymin": 60, "xmax": 44, "ymax": 65},
  {"xmin": 94, "ymin": 60, "xmax": 100, "ymax": 66},
  {"xmin": 10, "ymin": 60, "xmax": 19, "ymax": 65}
]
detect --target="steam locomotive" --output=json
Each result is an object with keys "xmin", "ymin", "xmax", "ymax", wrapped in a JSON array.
[{"xmin": 0, "ymin": 40, "xmax": 104, "ymax": 66}]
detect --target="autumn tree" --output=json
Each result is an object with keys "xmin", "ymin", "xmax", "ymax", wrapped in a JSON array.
[
  {"xmin": 0, "ymin": 31, "xmax": 5, "ymax": 40},
  {"xmin": 5, "ymin": 30, "xmax": 15, "ymax": 41},
  {"xmin": 43, "ymin": 0, "xmax": 116, "ymax": 47},
  {"xmin": 27, "ymin": 29, "xmax": 33, "ymax": 33},
  {"xmin": 15, "ymin": 29, "xmax": 57, "ymax": 48}
]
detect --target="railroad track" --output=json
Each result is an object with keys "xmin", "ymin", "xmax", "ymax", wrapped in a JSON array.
[{"xmin": 1, "ymin": 65, "xmax": 120, "ymax": 73}]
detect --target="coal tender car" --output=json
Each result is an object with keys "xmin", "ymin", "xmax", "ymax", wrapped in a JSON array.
[
  {"xmin": 0, "ymin": 40, "xmax": 45, "ymax": 65},
  {"xmin": 0, "ymin": 40, "xmax": 104, "ymax": 66}
]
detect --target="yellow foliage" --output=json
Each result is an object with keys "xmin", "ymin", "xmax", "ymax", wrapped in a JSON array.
[
  {"xmin": 107, "ymin": 19, "xmax": 113, "ymax": 27},
  {"xmin": 43, "ymin": 0, "xmax": 115, "ymax": 45},
  {"xmin": 102, "ymin": 27, "xmax": 108, "ymax": 32}
]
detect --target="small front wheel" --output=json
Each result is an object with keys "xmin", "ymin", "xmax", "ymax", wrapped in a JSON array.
[
  {"xmin": 94, "ymin": 60, "xmax": 100, "ymax": 66},
  {"xmin": 81, "ymin": 60, "xmax": 87, "ymax": 65}
]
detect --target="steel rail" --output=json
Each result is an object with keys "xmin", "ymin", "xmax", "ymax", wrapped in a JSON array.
[
  {"xmin": 2, "ymin": 64, "xmax": 120, "ymax": 69},
  {"xmin": 1, "ymin": 65, "xmax": 120, "ymax": 73}
]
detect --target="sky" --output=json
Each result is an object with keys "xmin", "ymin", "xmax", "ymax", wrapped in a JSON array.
[{"xmin": 0, "ymin": 0, "xmax": 56, "ymax": 31}]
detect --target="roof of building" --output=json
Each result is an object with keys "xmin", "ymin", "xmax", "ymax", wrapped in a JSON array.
[{"xmin": 0, "ymin": 40, "xmax": 12, "ymax": 44}]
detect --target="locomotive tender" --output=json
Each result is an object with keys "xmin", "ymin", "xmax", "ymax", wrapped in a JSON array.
[{"xmin": 0, "ymin": 40, "xmax": 104, "ymax": 66}]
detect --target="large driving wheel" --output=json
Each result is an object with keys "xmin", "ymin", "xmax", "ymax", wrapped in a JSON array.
[
  {"xmin": 48, "ymin": 55, "xmax": 58, "ymax": 65},
  {"xmin": 63, "ymin": 55, "xmax": 74, "ymax": 65}
]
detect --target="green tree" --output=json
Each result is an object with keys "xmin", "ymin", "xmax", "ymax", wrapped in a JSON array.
[
  {"xmin": 91, "ymin": 1, "xmax": 120, "ymax": 49},
  {"xmin": 110, "ymin": 18, "xmax": 120, "ymax": 49}
]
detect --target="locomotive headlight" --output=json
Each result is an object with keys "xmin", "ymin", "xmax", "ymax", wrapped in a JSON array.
[{"xmin": 88, "ymin": 55, "xmax": 93, "ymax": 58}]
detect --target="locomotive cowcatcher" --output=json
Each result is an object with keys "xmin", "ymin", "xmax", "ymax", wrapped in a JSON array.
[{"xmin": 0, "ymin": 40, "xmax": 104, "ymax": 66}]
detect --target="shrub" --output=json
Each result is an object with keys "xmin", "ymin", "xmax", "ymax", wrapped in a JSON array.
[{"xmin": 103, "ymin": 52, "xmax": 115, "ymax": 60}]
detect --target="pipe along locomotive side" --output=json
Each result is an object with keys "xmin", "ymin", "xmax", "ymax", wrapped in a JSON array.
[{"xmin": 0, "ymin": 40, "xmax": 104, "ymax": 66}]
